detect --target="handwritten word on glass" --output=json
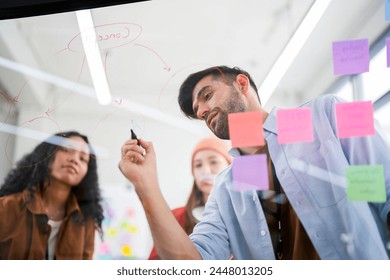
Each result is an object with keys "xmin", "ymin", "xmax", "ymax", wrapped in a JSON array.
[
  {"xmin": 346, "ymin": 165, "xmax": 386, "ymax": 202},
  {"xmin": 335, "ymin": 100, "xmax": 375, "ymax": 138},
  {"xmin": 232, "ymin": 154, "xmax": 269, "ymax": 191},
  {"xmin": 276, "ymin": 108, "xmax": 314, "ymax": 144},
  {"xmin": 332, "ymin": 39, "xmax": 369, "ymax": 75},
  {"xmin": 228, "ymin": 111, "xmax": 264, "ymax": 147}
]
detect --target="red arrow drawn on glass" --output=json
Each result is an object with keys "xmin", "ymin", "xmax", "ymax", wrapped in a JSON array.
[
  {"xmin": 12, "ymin": 81, "xmax": 29, "ymax": 103},
  {"xmin": 45, "ymin": 108, "xmax": 54, "ymax": 117},
  {"xmin": 134, "ymin": 43, "xmax": 171, "ymax": 72}
]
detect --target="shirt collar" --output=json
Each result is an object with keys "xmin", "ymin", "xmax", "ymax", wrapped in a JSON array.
[{"xmin": 263, "ymin": 107, "xmax": 278, "ymax": 134}]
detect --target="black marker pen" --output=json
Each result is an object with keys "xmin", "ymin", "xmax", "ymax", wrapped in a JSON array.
[
  {"xmin": 131, "ymin": 129, "xmax": 139, "ymax": 144},
  {"xmin": 131, "ymin": 129, "xmax": 143, "ymax": 156}
]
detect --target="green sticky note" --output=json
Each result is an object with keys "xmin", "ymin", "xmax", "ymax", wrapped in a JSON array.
[{"xmin": 346, "ymin": 165, "xmax": 386, "ymax": 202}]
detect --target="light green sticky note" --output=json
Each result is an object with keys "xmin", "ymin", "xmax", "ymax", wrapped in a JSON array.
[{"xmin": 346, "ymin": 165, "xmax": 386, "ymax": 202}]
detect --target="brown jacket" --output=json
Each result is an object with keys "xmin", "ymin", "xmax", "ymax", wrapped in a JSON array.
[{"xmin": 0, "ymin": 187, "xmax": 96, "ymax": 259}]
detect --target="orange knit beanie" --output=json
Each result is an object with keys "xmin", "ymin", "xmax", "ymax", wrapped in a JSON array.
[{"xmin": 191, "ymin": 136, "xmax": 232, "ymax": 173}]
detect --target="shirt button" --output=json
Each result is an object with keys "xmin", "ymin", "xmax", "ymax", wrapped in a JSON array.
[{"xmin": 260, "ymin": 230, "xmax": 267, "ymax": 236}]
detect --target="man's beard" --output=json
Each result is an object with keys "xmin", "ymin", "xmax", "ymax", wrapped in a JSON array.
[{"xmin": 212, "ymin": 86, "xmax": 246, "ymax": 139}]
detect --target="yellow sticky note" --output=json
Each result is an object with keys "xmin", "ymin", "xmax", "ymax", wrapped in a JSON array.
[
  {"xmin": 121, "ymin": 245, "xmax": 133, "ymax": 257},
  {"xmin": 107, "ymin": 227, "xmax": 118, "ymax": 238}
]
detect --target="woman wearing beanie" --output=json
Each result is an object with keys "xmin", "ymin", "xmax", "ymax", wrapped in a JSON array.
[{"xmin": 148, "ymin": 136, "xmax": 232, "ymax": 260}]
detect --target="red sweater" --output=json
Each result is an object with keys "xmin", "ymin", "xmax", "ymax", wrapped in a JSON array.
[{"xmin": 148, "ymin": 207, "xmax": 186, "ymax": 260}]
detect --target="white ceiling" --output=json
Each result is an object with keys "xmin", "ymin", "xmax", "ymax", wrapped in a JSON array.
[{"xmin": 0, "ymin": 0, "xmax": 389, "ymax": 206}]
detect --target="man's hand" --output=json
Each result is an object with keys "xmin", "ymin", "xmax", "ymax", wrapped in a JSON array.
[
  {"xmin": 118, "ymin": 137, "xmax": 202, "ymax": 259},
  {"xmin": 118, "ymin": 138, "xmax": 158, "ymax": 196}
]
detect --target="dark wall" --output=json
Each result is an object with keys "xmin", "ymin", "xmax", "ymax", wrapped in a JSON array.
[{"xmin": 0, "ymin": 0, "xmax": 149, "ymax": 20}]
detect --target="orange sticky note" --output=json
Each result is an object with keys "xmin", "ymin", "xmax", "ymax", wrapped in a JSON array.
[
  {"xmin": 335, "ymin": 101, "xmax": 375, "ymax": 138},
  {"xmin": 228, "ymin": 111, "xmax": 264, "ymax": 148}
]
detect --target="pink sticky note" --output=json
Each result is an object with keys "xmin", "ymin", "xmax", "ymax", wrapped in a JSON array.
[
  {"xmin": 387, "ymin": 38, "xmax": 390, "ymax": 68},
  {"xmin": 125, "ymin": 208, "xmax": 135, "ymax": 217},
  {"xmin": 277, "ymin": 108, "xmax": 314, "ymax": 144},
  {"xmin": 228, "ymin": 111, "xmax": 264, "ymax": 148},
  {"xmin": 232, "ymin": 154, "xmax": 269, "ymax": 191},
  {"xmin": 99, "ymin": 242, "xmax": 110, "ymax": 254},
  {"xmin": 332, "ymin": 39, "xmax": 369, "ymax": 76},
  {"xmin": 335, "ymin": 101, "xmax": 375, "ymax": 138}
]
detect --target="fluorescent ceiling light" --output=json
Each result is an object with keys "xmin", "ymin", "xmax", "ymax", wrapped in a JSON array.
[
  {"xmin": 76, "ymin": 9, "xmax": 112, "ymax": 105},
  {"xmin": 259, "ymin": 0, "xmax": 332, "ymax": 106},
  {"xmin": 0, "ymin": 56, "xmax": 95, "ymax": 98},
  {"xmin": 0, "ymin": 56, "xmax": 206, "ymax": 135}
]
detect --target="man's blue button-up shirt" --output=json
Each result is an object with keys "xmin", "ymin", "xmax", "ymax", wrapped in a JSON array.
[{"xmin": 190, "ymin": 94, "xmax": 390, "ymax": 260}]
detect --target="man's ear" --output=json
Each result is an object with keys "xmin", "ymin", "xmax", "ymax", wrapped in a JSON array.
[{"xmin": 236, "ymin": 74, "xmax": 250, "ymax": 94}]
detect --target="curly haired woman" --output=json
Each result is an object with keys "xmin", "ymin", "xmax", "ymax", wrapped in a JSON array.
[{"xmin": 0, "ymin": 131, "xmax": 104, "ymax": 259}]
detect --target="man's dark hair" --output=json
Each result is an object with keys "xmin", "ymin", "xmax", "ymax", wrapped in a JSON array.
[{"xmin": 178, "ymin": 65, "xmax": 259, "ymax": 119}]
